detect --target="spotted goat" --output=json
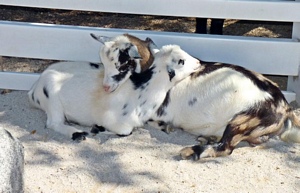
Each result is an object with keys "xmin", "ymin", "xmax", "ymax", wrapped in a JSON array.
[
  {"xmin": 95, "ymin": 35, "xmax": 300, "ymax": 160},
  {"xmin": 28, "ymin": 34, "xmax": 157, "ymax": 141},
  {"xmin": 90, "ymin": 44, "xmax": 200, "ymax": 135}
]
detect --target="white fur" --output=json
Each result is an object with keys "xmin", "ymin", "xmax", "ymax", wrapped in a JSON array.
[{"xmin": 28, "ymin": 62, "xmax": 101, "ymax": 137}]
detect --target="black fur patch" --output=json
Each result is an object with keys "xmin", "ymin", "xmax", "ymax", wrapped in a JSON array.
[
  {"xmin": 118, "ymin": 60, "xmax": 137, "ymax": 73},
  {"xmin": 191, "ymin": 145, "xmax": 206, "ymax": 160},
  {"xmin": 188, "ymin": 97, "xmax": 197, "ymax": 106},
  {"xmin": 72, "ymin": 132, "xmax": 88, "ymax": 141},
  {"xmin": 112, "ymin": 70, "xmax": 129, "ymax": 82},
  {"xmin": 91, "ymin": 125, "xmax": 106, "ymax": 135},
  {"xmin": 43, "ymin": 86, "xmax": 49, "ymax": 98},
  {"xmin": 167, "ymin": 68, "xmax": 175, "ymax": 81},
  {"xmin": 89, "ymin": 63, "xmax": 100, "ymax": 69},
  {"xmin": 113, "ymin": 60, "xmax": 137, "ymax": 83},
  {"xmin": 119, "ymin": 47, "xmax": 131, "ymax": 65},
  {"xmin": 140, "ymin": 100, "xmax": 147, "ymax": 107},
  {"xmin": 158, "ymin": 121, "xmax": 166, "ymax": 127},
  {"xmin": 130, "ymin": 66, "xmax": 155, "ymax": 90},
  {"xmin": 156, "ymin": 91, "xmax": 171, "ymax": 117},
  {"xmin": 122, "ymin": 104, "xmax": 128, "ymax": 110},
  {"xmin": 122, "ymin": 111, "xmax": 128, "ymax": 116}
]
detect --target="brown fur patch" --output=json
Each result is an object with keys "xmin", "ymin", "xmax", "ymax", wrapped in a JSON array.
[
  {"xmin": 230, "ymin": 115, "xmax": 261, "ymax": 131},
  {"xmin": 92, "ymin": 71, "xmax": 107, "ymax": 101}
]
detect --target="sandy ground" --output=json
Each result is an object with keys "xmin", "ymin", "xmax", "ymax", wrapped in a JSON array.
[
  {"xmin": 0, "ymin": 5, "xmax": 299, "ymax": 193},
  {"xmin": 0, "ymin": 91, "xmax": 299, "ymax": 193}
]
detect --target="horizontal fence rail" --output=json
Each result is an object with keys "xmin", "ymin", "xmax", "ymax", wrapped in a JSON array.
[
  {"xmin": 0, "ymin": 21, "xmax": 299, "ymax": 76},
  {"xmin": 1, "ymin": 0, "xmax": 300, "ymax": 22}
]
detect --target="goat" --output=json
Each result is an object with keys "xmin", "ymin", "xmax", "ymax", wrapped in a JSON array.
[
  {"xmin": 90, "ymin": 45, "xmax": 200, "ymax": 135},
  {"xmin": 28, "ymin": 34, "xmax": 156, "ymax": 141},
  {"xmin": 161, "ymin": 62, "xmax": 300, "ymax": 160},
  {"xmin": 93, "ymin": 35, "xmax": 300, "ymax": 160}
]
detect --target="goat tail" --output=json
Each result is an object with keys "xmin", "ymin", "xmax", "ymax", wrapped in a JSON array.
[{"xmin": 280, "ymin": 110, "xmax": 300, "ymax": 143}]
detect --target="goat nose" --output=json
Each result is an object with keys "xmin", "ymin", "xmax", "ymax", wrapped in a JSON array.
[{"xmin": 103, "ymin": 85, "xmax": 110, "ymax": 92}]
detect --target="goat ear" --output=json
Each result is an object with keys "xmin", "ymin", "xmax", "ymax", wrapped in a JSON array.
[
  {"xmin": 128, "ymin": 45, "xmax": 142, "ymax": 59},
  {"xmin": 146, "ymin": 37, "xmax": 159, "ymax": 54},
  {"xmin": 145, "ymin": 37, "xmax": 157, "ymax": 48},
  {"xmin": 90, "ymin": 33, "xmax": 111, "ymax": 44}
]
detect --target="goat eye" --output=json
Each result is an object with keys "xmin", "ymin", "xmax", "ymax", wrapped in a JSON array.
[{"xmin": 178, "ymin": 59, "xmax": 185, "ymax": 65}]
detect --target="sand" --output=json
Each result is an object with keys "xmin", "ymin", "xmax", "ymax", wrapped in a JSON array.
[{"xmin": 0, "ymin": 91, "xmax": 299, "ymax": 193}]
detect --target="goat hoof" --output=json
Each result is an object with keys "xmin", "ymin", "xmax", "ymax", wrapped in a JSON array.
[
  {"xmin": 72, "ymin": 132, "xmax": 88, "ymax": 141},
  {"xmin": 180, "ymin": 145, "xmax": 204, "ymax": 161},
  {"xmin": 197, "ymin": 135, "xmax": 219, "ymax": 145},
  {"xmin": 196, "ymin": 136, "xmax": 208, "ymax": 146},
  {"xmin": 162, "ymin": 125, "xmax": 175, "ymax": 134},
  {"xmin": 91, "ymin": 125, "xmax": 106, "ymax": 135}
]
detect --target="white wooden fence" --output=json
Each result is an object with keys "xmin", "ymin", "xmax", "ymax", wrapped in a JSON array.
[{"xmin": 0, "ymin": 0, "xmax": 300, "ymax": 104}]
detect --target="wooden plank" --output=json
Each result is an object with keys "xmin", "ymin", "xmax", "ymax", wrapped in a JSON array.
[
  {"xmin": 0, "ymin": 72, "xmax": 40, "ymax": 91},
  {"xmin": 0, "ymin": 21, "xmax": 300, "ymax": 76},
  {"xmin": 0, "ymin": 0, "xmax": 300, "ymax": 22},
  {"xmin": 287, "ymin": 19, "xmax": 300, "ymax": 104},
  {"xmin": 0, "ymin": 21, "xmax": 101, "ymax": 63}
]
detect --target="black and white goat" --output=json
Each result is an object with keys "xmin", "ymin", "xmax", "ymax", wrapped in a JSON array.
[
  {"xmin": 28, "ymin": 41, "xmax": 200, "ymax": 140},
  {"xmin": 28, "ymin": 34, "xmax": 157, "ymax": 140},
  {"xmin": 93, "ymin": 35, "xmax": 300, "ymax": 160},
  {"xmin": 91, "ymin": 45, "xmax": 200, "ymax": 135}
]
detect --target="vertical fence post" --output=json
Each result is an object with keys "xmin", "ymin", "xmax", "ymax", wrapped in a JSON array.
[{"xmin": 287, "ymin": 0, "xmax": 300, "ymax": 105}]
